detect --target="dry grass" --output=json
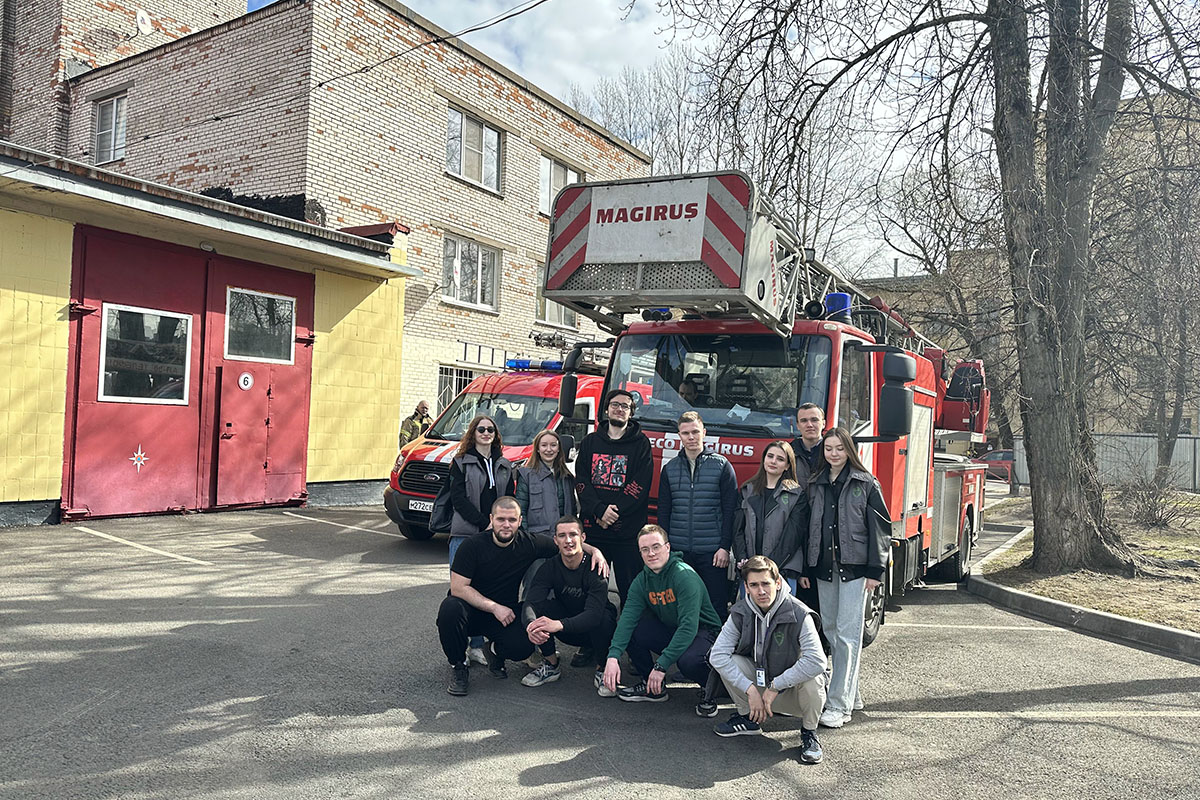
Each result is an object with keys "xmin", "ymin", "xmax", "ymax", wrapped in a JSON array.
[{"xmin": 981, "ymin": 491, "xmax": 1200, "ymax": 634}]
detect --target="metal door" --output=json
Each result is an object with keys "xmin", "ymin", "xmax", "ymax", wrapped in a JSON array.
[
  {"xmin": 64, "ymin": 229, "xmax": 206, "ymax": 518},
  {"xmin": 215, "ymin": 366, "xmax": 269, "ymax": 506},
  {"xmin": 205, "ymin": 257, "xmax": 314, "ymax": 507}
]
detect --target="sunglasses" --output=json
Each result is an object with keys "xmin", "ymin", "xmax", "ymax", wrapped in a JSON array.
[{"xmin": 476, "ymin": 425, "xmax": 496, "ymax": 434}]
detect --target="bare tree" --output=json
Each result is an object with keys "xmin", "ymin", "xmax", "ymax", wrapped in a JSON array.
[
  {"xmin": 643, "ymin": 0, "xmax": 1200, "ymax": 573},
  {"xmin": 1091, "ymin": 95, "xmax": 1200, "ymax": 487}
]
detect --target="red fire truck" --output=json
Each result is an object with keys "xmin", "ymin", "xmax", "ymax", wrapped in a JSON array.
[{"xmin": 545, "ymin": 171, "xmax": 990, "ymax": 641}]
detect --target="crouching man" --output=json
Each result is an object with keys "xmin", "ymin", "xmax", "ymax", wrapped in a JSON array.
[
  {"xmin": 437, "ymin": 497, "xmax": 608, "ymax": 696},
  {"xmin": 601, "ymin": 524, "xmax": 722, "ymax": 706},
  {"xmin": 709, "ymin": 555, "xmax": 828, "ymax": 764},
  {"xmin": 521, "ymin": 516, "xmax": 619, "ymax": 694}
]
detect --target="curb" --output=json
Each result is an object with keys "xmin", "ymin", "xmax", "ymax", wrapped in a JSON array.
[{"xmin": 966, "ymin": 527, "xmax": 1200, "ymax": 665}]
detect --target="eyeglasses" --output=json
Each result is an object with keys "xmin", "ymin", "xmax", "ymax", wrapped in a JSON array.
[
  {"xmin": 638, "ymin": 543, "xmax": 668, "ymax": 555},
  {"xmin": 476, "ymin": 425, "xmax": 496, "ymax": 434},
  {"xmin": 608, "ymin": 401, "xmax": 632, "ymax": 411}
]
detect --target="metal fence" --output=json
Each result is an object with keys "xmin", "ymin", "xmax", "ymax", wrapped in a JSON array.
[{"xmin": 1013, "ymin": 433, "xmax": 1200, "ymax": 491}]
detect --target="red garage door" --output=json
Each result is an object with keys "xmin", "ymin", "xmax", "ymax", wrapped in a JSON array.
[{"xmin": 63, "ymin": 228, "xmax": 314, "ymax": 518}]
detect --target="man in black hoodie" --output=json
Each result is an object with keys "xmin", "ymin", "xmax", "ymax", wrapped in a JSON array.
[{"xmin": 576, "ymin": 388, "xmax": 653, "ymax": 604}]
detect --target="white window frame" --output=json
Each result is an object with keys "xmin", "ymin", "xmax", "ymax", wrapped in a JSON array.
[
  {"xmin": 535, "ymin": 263, "xmax": 577, "ymax": 329},
  {"xmin": 441, "ymin": 234, "xmax": 500, "ymax": 311},
  {"xmin": 446, "ymin": 108, "xmax": 502, "ymax": 192},
  {"xmin": 94, "ymin": 94, "xmax": 127, "ymax": 164},
  {"xmin": 98, "ymin": 302, "xmax": 191, "ymax": 405},
  {"xmin": 438, "ymin": 365, "xmax": 482, "ymax": 412},
  {"xmin": 539, "ymin": 154, "xmax": 582, "ymax": 216},
  {"xmin": 224, "ymin": 286, "xmax": 297, "ymax": 365}
]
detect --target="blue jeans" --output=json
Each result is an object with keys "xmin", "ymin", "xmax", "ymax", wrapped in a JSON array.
[
  {"xmin": 816, "ymin": 575, "xmax": 867, "ymax": 716},
  {"xmin": 626, "ymin": 614, "xmax": 717, "ymax": 687},
  {"xmin": 448, "ymin": 534, "xmax": 484, "ymax": 650}
]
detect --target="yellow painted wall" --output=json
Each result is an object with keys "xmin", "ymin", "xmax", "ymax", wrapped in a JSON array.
[
  {"xmin": 308, "ymin": 271, "xmax": 406, "ymax": 482},
  {"xmin": 0, "ymin": 209, "xmax": 74, "ymax": 502}
]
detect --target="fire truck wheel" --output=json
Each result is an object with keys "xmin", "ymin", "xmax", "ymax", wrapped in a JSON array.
[
  {"xmin": 937, "ymin": 515, "xmax": 974, "ymax": 582},
  {"xmin": 862, "ymin": 583, "xmax": 885, "ymax": 647}
]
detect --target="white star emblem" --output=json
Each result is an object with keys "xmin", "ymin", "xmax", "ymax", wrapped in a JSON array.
[{"xmin": 130, "ymin": 445, "xmax": 149, "ymax": 473}]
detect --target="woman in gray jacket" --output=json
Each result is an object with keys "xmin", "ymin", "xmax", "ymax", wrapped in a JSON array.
[
  {"xmin": 733, "ymin": 441, "xmax": 810, "ymax": 591},
  {"xmin": 516, "ymin": 429, "xmax": 577, "ymax": 535}
]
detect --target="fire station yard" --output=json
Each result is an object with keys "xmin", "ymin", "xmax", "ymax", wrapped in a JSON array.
[{"xmin": 2, "ymin": 510, "xmax": 1198, "ymax": 800}]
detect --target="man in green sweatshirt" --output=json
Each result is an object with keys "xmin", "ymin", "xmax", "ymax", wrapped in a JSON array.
[{"xmin": 601, "ymin": 524, "xmax": 722, "ymax": 704}]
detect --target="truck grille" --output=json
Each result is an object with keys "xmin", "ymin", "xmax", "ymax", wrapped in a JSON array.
[{"xmin": 399, "ymin": 460, "xmax": 451, "ymax": 495}]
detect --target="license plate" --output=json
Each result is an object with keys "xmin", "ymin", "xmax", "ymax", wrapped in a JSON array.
[{"xmin": 408, "ymin": 499, "xmax": 433, "ymax": 513}]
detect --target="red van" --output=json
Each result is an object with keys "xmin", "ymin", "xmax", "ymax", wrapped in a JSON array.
[{"xmin": 383, "ymin": 361, "xmax": 606, "ymax": 539}]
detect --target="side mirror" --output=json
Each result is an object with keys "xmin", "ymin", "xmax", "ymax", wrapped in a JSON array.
[
  {"xmin": 558, "ymin": 374, "xmax": 578, "ymax": 418},
  {"xmin": 556, "ymin": 433, "xmax": 575, "ymax": 459},
  {"xmin": 878, "ymin": 352, "xmax": 915, "ymax": 438}
]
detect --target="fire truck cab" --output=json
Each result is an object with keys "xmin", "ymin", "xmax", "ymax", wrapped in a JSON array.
[{"xmin": 545, "ymin": 170, "xmax": 990, "ymax": 642}]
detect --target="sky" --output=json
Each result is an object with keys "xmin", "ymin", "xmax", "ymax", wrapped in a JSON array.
[
  {"xmin": 399, "ymin": 0, "xmax": 673, "ymax": 104},
  {"xmin": 246, "ymin": 0, "xmax": 673, "ymax": 104}
]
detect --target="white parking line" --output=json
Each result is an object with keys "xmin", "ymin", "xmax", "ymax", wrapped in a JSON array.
[
  {"xmin": 73, "ymin": 526, "xmax": 215, "ymax": 566},
  {"xmin": 282, "ymin": 511, "xmax": 408, "ymax": 539},
  {"xmin": 869, "ymin": 710, "xmax": 1200, "ymax": 721},
  {"xmin": 885, "ymin": 623, "xmax": 1065, "ymax": 631}
]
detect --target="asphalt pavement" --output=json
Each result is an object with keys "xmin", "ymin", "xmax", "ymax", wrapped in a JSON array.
[{"xmin": 2, "ymin": 504, "xmax": 1198, "ymax": 799}]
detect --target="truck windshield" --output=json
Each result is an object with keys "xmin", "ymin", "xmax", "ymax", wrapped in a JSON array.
[
  {"xmin": 608, "ymin": 333, "xmax": 832, "ymax": 437},
  {"xmin": 426, "ymin": 392, "xmax": 559, "ymax": 447}
]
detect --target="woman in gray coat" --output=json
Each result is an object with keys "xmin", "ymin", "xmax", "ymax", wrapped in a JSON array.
[
  {"xmin": 732, "ymin": 441, "xmax": 810, "ymax": 591},
  {"xmin": 516, "ymin": 429, "xmax": 577, "ymax": 535}
]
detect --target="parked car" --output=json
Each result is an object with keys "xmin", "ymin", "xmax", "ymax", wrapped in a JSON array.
[
  {"xmin": 383, "ymin": 362, "xmax": 605, "ymax": 540},
  {"xmin": 972, "ymin": 449, "xmax": 1014, "ymax": 481}
]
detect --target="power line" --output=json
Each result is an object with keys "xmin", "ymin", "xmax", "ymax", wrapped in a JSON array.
[{"xmin": 124, "ymin": 0, "xmax": 557, "ymax": 151}]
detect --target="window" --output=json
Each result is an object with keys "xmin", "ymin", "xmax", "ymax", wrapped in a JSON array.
[
  {"xmin": 442, "ymin": 234, "xmax": 499, "ymax": 309},
  {"xmin": 98, "ymin": 303, "xmax": 190, "ymax": 404},
  {"xmin": 536, "ymin": 264, "xmax": 577, "ymax": 328},
  {"xmin": 539, "ymin": 155, "xmax": 582, "ymax": 215},
  {"xmin": 446, "ymin": 108, "xmax": 501, "ymax": 191},
  {"xmin": 94, "ymin": 95, "xmax": 127, "ymax": 164},
  {"xmin": 225, "ymin": 287, "xmax": 296, "ymax": 364},
  {"xmin": 606, "ymin": 332, "xmax": 833, "ymax": 437},
  {"xmin": 436, "ymin": 366, "xmax": 482, "ymax": 413},
  {"xmin": 428, "ymin": 387, "xmax": 559, "ymax": 447},
  {"xmin": 838, "ymin": 342, "xmax": 872, "ymax": 435}
]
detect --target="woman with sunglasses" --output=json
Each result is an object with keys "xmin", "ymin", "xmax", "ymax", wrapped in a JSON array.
[
  {"xmin": 448, "ymin": 415, "xmax": 517, "ymax": 564},
  {"xmin": 799, "ymin": 427, "xmax": 889, "ymax": 730}
]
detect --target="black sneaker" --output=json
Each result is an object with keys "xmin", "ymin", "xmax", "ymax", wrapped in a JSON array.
[
  {"xmin": 713, "ymin": 712, "xmax": 762, "ymax": 737},
  {"xmin": 695, "ymin": 699, "xmax": 718, "ymax": 718},
  {"xmin": 484, "ymin": 642, "xmax": 507, "ymax": 679},
  {"xmin": 570, "ymin": 646, "xmax": 595, "ymax": 668},
  {"xmin": 447, "ymin": 663, "xmax": 470, "ymax": 696},
  {"xmin": 617, "ymin": 681, "xmax": 669, "ymax": 703},
  {"xmin": 798, "ymin": 728, "xmax": 824, "ymax": 764}
]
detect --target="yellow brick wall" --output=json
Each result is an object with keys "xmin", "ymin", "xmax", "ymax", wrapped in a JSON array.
[
  {"xmin": 307, "ymin": 270, "xmax": 406, "ymax": 482},
  {"xmin": 0, "ymin": 210, "xmax": 74, "ymax": 502}
]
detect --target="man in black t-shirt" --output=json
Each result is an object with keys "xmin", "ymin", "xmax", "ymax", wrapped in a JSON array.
[
  {"xmin": 437, "ymin": 497, "xmax": 609, "ymax": 697},
  {"xmin": 521, "ymin": 516, "xmax": 619, "ymax": 694}
]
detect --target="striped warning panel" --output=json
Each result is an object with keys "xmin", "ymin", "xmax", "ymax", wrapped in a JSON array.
[
  {"xmin": 546, "ymin": 186, "xmax": 592, "ymax": 290},
  {"xmin": 545, "ymin": 174, "xmax": 752, "ymax": 292}
]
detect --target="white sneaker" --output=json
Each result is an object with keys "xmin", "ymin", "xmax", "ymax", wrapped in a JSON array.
[
  {"xmin": 594, "ymin": 670, "xmax": 617, "ymax": 698},
  {"xmin": 854, "ymin": 690, "xmax": 864, "ymax": 711},
  {"xmin": 466, "ymin": 646, "xmax": 488, "ymax": 666},
  {"xmin": 819, "ymin": 709, "xmax": 851, "ymax": 728}
]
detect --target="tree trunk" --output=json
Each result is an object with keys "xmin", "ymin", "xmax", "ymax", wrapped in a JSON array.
[{"xmin": 988, "ymin": 0, "xmax": 1134, "ymax": 573}]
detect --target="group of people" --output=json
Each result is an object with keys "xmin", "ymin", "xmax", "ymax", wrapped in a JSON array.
[{"xmin": 431, "ymin": 390, "xmax": 890, "ymax": 765}]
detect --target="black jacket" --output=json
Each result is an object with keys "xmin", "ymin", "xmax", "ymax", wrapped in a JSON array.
[{"xmin": 574, "ymin": 420, "xmax": 653, "ymax": 546}]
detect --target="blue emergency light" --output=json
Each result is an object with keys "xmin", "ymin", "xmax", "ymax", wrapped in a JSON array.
[{"xmin": 505, "ymin": 358, "xmax": 564, "ymax": 371}]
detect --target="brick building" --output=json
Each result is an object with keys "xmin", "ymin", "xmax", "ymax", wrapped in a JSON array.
[{"xmin": 5, "ymin": 0, "xmax": 651, "ymax": 420}]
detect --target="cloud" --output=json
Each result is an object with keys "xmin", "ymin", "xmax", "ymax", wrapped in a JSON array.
[{"xmin": 403, "ymin": 0, "xmax": 673, "ymax": 102}]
